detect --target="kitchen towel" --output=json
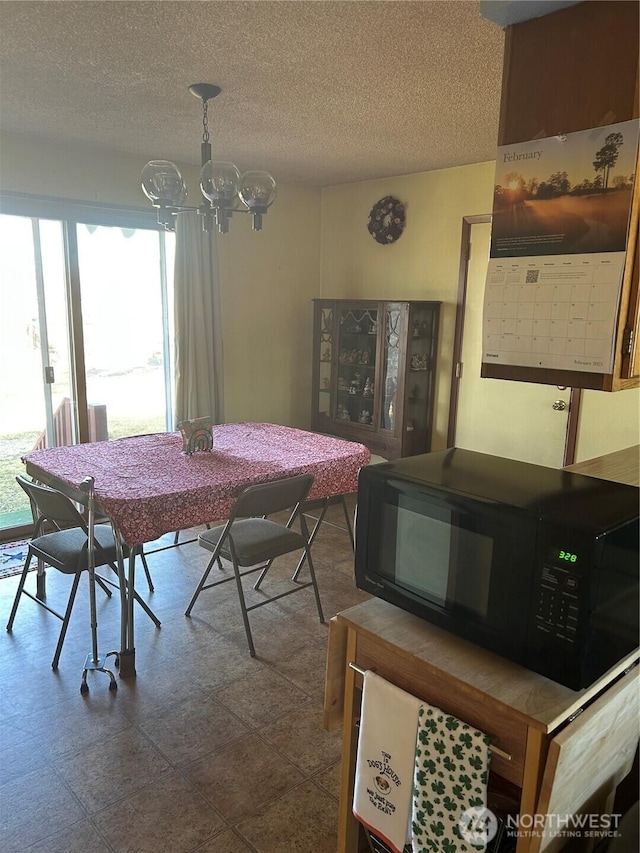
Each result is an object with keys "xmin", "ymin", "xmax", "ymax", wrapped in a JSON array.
[
  {"xmin": 353, "ymin": 671, "xmax": 422, "ymax": 853},
  {"xmin": 411, "ymin": 703, "xmax": 492, "ymax": 853}
]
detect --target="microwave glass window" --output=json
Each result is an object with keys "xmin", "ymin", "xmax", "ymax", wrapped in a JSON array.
[
  {"xmin": 448, "ymin": 522, "xmax": 493, "ymax": 620},
  {"xmin": 379, "ymin": 498, "xmax": 493, "ymax": 620},
  {"xmin": 392, "ymin": 504, "xmax": 449, "ymax": 606}
]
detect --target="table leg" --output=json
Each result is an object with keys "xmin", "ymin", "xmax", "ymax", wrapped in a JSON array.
[{"xmin": 113, "ymin": 531, "xmax": 136, "ymax": 677}]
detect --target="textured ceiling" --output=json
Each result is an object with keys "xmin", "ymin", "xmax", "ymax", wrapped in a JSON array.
[{"xmin": 0, "ymin": 1, "xmax": 506, "ymax": 187}]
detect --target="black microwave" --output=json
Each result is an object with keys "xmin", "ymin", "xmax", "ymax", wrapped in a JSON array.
[{"xmin": 354, "ymin": 448, "xmax": 639, "ymax": 690}]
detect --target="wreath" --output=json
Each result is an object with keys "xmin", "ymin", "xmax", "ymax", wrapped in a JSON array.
[{"xmin": 367, "ymin": 195, "xmax": 406, "ymax": 244}]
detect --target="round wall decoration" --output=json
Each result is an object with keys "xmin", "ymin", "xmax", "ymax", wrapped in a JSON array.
[{"xmin": 367, "ymin": 196, "xmax": 406, "ymax": 244}]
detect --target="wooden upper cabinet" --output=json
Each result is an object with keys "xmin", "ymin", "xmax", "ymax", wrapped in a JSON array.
[{"xmin": 482, "ymin": 0, "xmax": 639, "ymax": 390}]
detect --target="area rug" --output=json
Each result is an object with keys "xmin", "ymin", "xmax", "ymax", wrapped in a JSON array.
[{"xmin": 0, "ymin": 541, "xmax": 29, "ymax": 580}]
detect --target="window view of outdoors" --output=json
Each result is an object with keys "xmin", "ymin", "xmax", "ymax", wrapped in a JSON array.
[
  {"xmin": 0, "ymin": 215, "xmax": 71, "ymax": 528},
  {"xmin": 0, "ymin": 213, "xmax": 174, "ymax": 533},
  {"xmin": 77, "ymin": 224, "xmax": 174, "ymax": 441}
]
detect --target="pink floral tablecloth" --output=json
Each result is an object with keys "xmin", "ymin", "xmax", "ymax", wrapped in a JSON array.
[{"xmin": 23, "ymin": 423, "xmax": 370, "ymax": 546}]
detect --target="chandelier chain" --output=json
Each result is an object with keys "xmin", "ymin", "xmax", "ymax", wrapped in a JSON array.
[{"xmin": 202, "ymin": 100, "xmax": 210, "ymax": 144}]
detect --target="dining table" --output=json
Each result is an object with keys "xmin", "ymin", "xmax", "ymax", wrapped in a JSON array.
[{"xmin": 23, "ymin": 422, "xmax": 371, "ymax": 676}]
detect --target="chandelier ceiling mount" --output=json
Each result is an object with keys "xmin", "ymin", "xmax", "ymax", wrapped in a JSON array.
[{"xmin": 141, "ymin": 84, "xmax": 277, "ymax": 234}]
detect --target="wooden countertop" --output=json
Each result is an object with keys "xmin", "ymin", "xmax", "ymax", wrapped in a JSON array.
[
  {"xmin": 565, "ymin": 444, "xmax": 639, "ymax": 486},
  {"xmin": 336, "ymin": 598, "xmax": 638, "ymax": 734}
]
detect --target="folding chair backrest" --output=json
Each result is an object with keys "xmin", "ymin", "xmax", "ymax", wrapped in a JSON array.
[
  {"xmin": 233, "ymin": 474, "xmax": 314, "ymax": 520},
  {"xmin": 16, "ymin": 475, "xmax": 86, "ymax": 531}
]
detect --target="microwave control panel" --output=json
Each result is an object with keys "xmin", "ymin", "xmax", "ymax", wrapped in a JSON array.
[{"xmin": 533, "ymin": 563, "xmax": 580, "ymax": 644}]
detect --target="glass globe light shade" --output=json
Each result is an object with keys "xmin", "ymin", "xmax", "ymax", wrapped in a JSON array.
[
  {"xmin": 200, "ymin": 161, "xmax": 241, "ymax": 206},
  {"xmin": 238, "ymin": 171, "xmax": 277, "ymax": 210},
  {"xmin": 141, "ymin": 160, "xmax": 187, "ymax": 205}
]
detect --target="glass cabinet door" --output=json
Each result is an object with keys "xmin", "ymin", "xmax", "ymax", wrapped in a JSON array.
[
  {"xmin": 315, "ymin": 304, "xmax": 334, "ymax": 421},
  {"xmin": 405, "ymin": 303, "xmax": 438, "ymax": 450},
  {"xmin": 380, "ymin": 304, "xmax": 404, "ymax": 433},
  {"xmin": 312, "ymin": 299, "xmax": 440, "ymax": 458},
  {"xmin": 336, "ymin": 306, "xmax": 378, "ymax": 426}
]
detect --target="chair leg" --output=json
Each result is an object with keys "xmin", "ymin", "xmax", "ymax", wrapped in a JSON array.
[
  {"xmin": 253, "ymin": 560, "xmax": 272, "ymax": 590},
  {"xmin": 185, "ymin": 549, "xmax": 222, "ymax": 616},
  {"xmin": 96, "ymin": 574, "xmax": 113, "ymax": 598},
  {"xmin": 132, "ymin": 588, "xmax": 161, "ymax": 628},
  {"xmin": 290, "ymin": 500, "xmax": 329, "ymax": 582},
  {"xmin": 52, "ymin": 571, "xmax": 82, "ymax": 669},
  {"xmin": 304, "ymin": 541, "xmax": 324, "ymax": 624},
  {"xmin": 231, "ymin": 557, "xmax": 256, "ymax": 657},
  {"xmin": 340, "ymin": 494, "xmax": 355, "ymax": 551},
  {"xmin": 299, "ymin": 514, "xmax": 324, "ymax": 624},
  {"xmin": 175, "ymin": 523, "xmax": 211, "ymax": 548},
  {"xmin": 139, "ymin": 547, "xmax": 154, "ymax": 592},
  {"xmin": 102, "ymin": 567, "xmax": 161, "ymax": 628},
  {"xmin": 6, "ymin": 553, "xmax": 34, "ymax": 631}
]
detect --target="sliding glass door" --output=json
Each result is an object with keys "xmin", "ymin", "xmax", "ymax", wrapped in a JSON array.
[
  {"xmin": 0, "ymin": 215, "xmax": 74, "ymax": 529},
  {"xmin": 76, "ymin": 223, "xmax": 174, "ymax": 440},
  {"xmin": 0, "ymin": 204, "xmax": 174, "ymax": 535}
]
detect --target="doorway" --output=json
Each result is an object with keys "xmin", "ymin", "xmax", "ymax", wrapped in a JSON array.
[{"xmin": 447, "ymin": 215, "xmax": 579, "ymax": 468}]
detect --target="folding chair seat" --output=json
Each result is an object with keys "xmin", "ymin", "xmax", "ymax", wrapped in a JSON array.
[
  {"xmin": 6, "ymin": 475, "xmax": 160, "ymax": 669},
  {"xmin": 185, "ymin": 473, "xmax": 324, "ymax": 656}
]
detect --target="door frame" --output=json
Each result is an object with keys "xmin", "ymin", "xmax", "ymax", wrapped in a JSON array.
[{"xmin": 446, "ymin": 214, "xmax": 582, "ymax": 466}]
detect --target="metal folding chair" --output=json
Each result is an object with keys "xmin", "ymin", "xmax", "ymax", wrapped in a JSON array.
[
  {"xmin": 185, "ymin": 473, "xmax": 324, "ymax": 656},
  {"xmin": 6, "ymin": 475, "xmax": 160, "ymax": 674}
]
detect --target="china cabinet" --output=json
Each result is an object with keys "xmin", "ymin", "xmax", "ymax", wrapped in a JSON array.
[{"xmin": 311, "ymin": 299, "xmax": 440, "ymax": 459}]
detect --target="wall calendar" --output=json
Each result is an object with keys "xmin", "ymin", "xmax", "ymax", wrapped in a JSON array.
[{"xmin": 483, "ymin": 119, "xmax": 639, "ymax": 373}]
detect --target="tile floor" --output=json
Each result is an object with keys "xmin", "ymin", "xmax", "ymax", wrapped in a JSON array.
[{"xmin": 0, "ymin": 497, "xmax": 370, "ymax": 852}]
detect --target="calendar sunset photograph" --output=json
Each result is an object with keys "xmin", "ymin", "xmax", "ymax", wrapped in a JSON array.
[{"xmin": 490, "ymin": 120, "xmax": 638, "ymax": 257}]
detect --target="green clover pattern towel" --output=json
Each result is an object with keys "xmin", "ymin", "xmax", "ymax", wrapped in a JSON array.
[{"xmin": 412, "ymin": 704, "xmax": 491, "ymax": 853}]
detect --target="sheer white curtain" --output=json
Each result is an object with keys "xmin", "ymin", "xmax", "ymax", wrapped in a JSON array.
[{"xmin": 173, "ymin": 211, "xmax": 224, "ymax": 425}]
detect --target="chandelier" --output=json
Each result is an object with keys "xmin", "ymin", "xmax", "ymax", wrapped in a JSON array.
[{"xmin": 141, "ymin": 84, "xmax": 277, "ymax": 234}]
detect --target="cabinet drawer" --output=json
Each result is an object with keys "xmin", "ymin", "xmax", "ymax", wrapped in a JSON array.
[{"xmin": 355, "ymin": 634, "xmax": 528, "ymax": 786}]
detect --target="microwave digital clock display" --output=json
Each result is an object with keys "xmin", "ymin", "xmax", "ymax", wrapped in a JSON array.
[{"xmin": 551, "ymin": 548, "xmax": 579, "ymax": 564}]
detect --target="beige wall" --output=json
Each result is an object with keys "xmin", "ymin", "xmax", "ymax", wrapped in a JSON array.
[
  {"xmin": 319, "ymin": 164, "xmax": 640, "ymax": 458},
  {"xmin": 575, "ymin": 388, "xmax": 640, "ymax": 462},
  {"xmin": 0, "ymin": 132, "xmax": 147, "ymax": 207},
  {"xmin": 0, "ymin": 131, "xmax": 322, "ymax": 429},
  {"xmin": 215, "ymin": 182, "xmax": 320, "ymax": 427}
]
